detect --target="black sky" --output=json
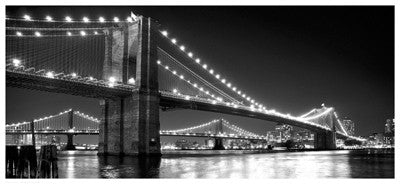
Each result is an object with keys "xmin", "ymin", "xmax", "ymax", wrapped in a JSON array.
[{"xmin": 6, "ymin": 6, "xmax": 394, "ymax": 143}]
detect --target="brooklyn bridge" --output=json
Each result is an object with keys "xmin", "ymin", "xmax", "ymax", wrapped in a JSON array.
[{"xmin": 6, "ymin": 12, "xmax": 365, "ymax": 156}]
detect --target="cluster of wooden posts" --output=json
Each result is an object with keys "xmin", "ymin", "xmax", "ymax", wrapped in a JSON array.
[{"xmin": 6, "ymin": 145, "xmax": 58, "ymax": 178}]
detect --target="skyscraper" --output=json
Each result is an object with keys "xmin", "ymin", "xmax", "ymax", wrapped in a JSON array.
[
  {"xmin": 275, "ymin": 123, "xmax": 293, "ymax": 142},
  {"xmin": 385, "ymin": 119, "xmax": 394, "ymax": 134},
  {"xmin": 384, "ymin": 119, "xmax": 394, "ymax": 146}
]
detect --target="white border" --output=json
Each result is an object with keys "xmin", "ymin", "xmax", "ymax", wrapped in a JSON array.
[{"xmin": 1, "ymin": 1, "xmax": 398, "ymax": 184}]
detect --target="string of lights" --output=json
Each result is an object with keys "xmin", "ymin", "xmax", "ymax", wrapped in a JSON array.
[
  {"xmin": 6, "ymin": 58, "xmax": 136, "ymax": 89},
  {"xmin": 6, "ymin": 109, "xmax": 72, "ymax": 127},
  {"xmin": 162, "ymin": 119, "xmax": 219, "ymax": 133},
  {"xmin": 159, "ymin": 29, "xmax": 266, "ymax": 109},
  {"xmin": 157, "ymin": 59, "xmax": 226, "ymax": 104},
  {"xmin": 221, "ymin": 119, "xmax": 262, "ymax": 137},
  {"xmin": 6, "ymin": 13, "xmax": 139, "ymax": 23},
  {"xmin": 7, "ymin": 30, "xmax": 104, "ymax": 37},
  {"xmin": 299, "ymin": 108, "xmax": 317, "ymax": 118},
  {"xmin": 333, "ymin": 111, "xmax": 349, "ymax": 136},
  {"xmin": 301, "ymin": 107, "xmax": 334, "ymax": 121},
  {"xmin": 158, "ymin": 48, "xmax": 240, "ymax": 104},
  {"xmin": 74, "ymin": 111, "xmax": 101, "ymax": 123}
]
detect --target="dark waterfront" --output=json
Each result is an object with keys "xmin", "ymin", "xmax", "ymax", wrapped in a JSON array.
[{"xmin": 57, "ymin": 149, "xmax": 394, "ymax": 178}]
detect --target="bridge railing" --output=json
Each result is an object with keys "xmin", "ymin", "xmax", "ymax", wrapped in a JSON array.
[{"xmin": 6, "ymin": 64, "xmax": 136, "ymax": 91}]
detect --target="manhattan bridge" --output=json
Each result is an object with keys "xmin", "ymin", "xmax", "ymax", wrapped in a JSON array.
[{"xmin": 5, "ymin": 12, "xmax": 365, "ymax": 156}]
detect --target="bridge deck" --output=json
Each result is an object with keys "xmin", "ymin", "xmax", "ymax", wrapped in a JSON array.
[{"xmin": 7, "ymin": 70, "xmax": 134, "ymax": 99}]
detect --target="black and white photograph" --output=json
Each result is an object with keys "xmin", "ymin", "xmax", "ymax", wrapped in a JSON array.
[{"xmin": 2, "ymin": 1, "xmax": 398, "ymax": 181}]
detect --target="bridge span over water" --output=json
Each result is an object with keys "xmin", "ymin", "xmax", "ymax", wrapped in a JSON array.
[{"xmin": 6, "ymin": 12, "xmax": 364, "ymax": 156}]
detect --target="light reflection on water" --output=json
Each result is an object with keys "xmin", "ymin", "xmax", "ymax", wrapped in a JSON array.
[{"xmin": 56, "ymin": 150, "xmax": 394, "ymax": 178}]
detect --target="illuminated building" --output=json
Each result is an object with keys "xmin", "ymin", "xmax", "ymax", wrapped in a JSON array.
[
  {"xmin": 385, "ymin": 119, "xmax": 394, "ymax": 134},
  {"xmin": 275, "ymin": 123, "xmax": 293, "ymax": 142},
  {"xmin": 384, "ymin": 119, "xmax": 395, "ymax": 146}
]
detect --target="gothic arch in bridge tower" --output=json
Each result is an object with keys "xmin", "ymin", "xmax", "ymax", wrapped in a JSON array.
[{"xmin": 98, "ymin": 16, "xmax": 161, "ymax": 156}]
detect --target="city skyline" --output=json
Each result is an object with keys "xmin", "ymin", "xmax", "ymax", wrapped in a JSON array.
[{"xmin": 6, "ymin": 6, "xmax": 394, "ymax": 138}]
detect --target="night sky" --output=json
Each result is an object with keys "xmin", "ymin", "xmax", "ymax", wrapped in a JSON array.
[{"xmin": 6, "ymin": 6, "xmax": 394, "ymax": 144}]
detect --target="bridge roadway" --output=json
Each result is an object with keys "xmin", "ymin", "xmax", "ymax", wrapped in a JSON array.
[
  {"xmin": 6, "ymin": 69, "xmax": 351, "ymax": 141},
  {"xmin": 5, "ymin": 130, "xmax": 267, "ymax": 141}
]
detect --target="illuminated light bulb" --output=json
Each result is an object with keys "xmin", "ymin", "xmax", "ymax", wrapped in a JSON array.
[
  {"xmin": 251, "ymin": 100, "xmax": 255, "ymax": 103},
  {"xmin": 227, "ymin": 83, "xmax": 231, "ymax": 87},
  {"xmin": 242, "ymin": 94, "xmax": 246, "ymax": 98},
  {"xmin": 171, "ymin": 38, "xmax": 177, "ymax": 44},
  {"xmin": 89, "ymin": 76, "xmax": 94, "ymax": 80},
  {"xmin": 65, "ymin": 16, "xmax": 72, "ymax": 22},
  {"xmin": 16, "ymin": 31, "xmax": 23, "ymax": 36},
  {"xmin": 46, "ymin": 71, "xmax": 54, "ymax": 78},
  {"xmin": 195, "ymin": 58, "xmax": 200, "ymax": 63},
  {"xmin": 23, "ymin": 14, "xmax": 32, "ymax": 21},
  {"xmin": 45, "ymin": 15, "xmax": 53, "ymax": 21},
  {"xmin": 232, "ymin": 87, "xmax": 236, "ymax": 91},
  {"xmin": 165, "ymin": 66, "xmax": 169, "ymax": 70},
  {"xmin": 128, "ymin": 77, "xmax": 135, "ymax": 84},
  {"xmin": 161, "ymin": 30, "xmax": 168, "ymax": 36},
  {"xmin": 180, "ymin": 75, "xmax": 184, "ymax": 79},
  {"xmin": 109, "ymin": 76, "xmax": 116, "ymax": 83},
  {"xmin": 71, "ymin": 73, "xmax": 77, "ymax": 78},
  {"xmin": 35, "ymin": 31, "xmax": 41, "ymax": 37},
  {"xmin": 67, "ymin": 31, "xmax": 72, "ymax": 36},
  {"xmin": 99, "ymin": 17, "xmax": 105, "ymax": 22},
  {"xmin": 212, "ymin": 100, "xmax": 217, "ymax": 104},
  {"xmin": 221, "ymin": 79, "xmax": 226, "ymax": 83},
  {"xmin": 206, "ymin": 91, "xmax": 209, "ymax": 95},
  {"xmin": 83, "ymin": 17, "xmax": 90, "ymax": 22},
  {"xmin": 12, "ymin": 59, "xmax": 21, "ymax": 67},
  {"xmin": 80, "ymin": 31, "xmax": 86, "ymax": 36},
  {"xmin": 233, "ymin": 104, "xmax": 238, "ymax": 108},
  {"xmin": 185, "ymin": 96, "xmax": 190, "ymax": 100},
  {"xmin": 238, "ymin": 91, "xmax": 241, "ymax": 95},
  {"xmin": 180, "ymin": 45, "xmax": 185, "ymax": 51},
  {"xmin": 126, "ymin": 17, "xmax": 133, "ymax": 22},
  {"xmin": 209, "ymin": 69, "xmax": 214, "ymax": 74},
  {"xmin": 200, "ymin": 87, "xmax": 204, "ymax": 91},
  {"xmin": 94, "ymin": 31, "xmax": 98, "ymax": 35},
  {"xmin": 173, "ymin": 89, "xmax": 178, "ymax": 93},
  {"xmin": 193, "ymin": 83, "xmax": 198, "ymax": 88},
  {"xmin": 202, "ymin": 64, "xmax": 207, "ymax": 69},
  {"xmin": 157, "ymin": 60, "xmax": 161, "ymax": 64},
  {"xmin": 188, "ymin": 52, "xmax": 193, "ymax": 57},
  {"xmin": 113, "ymin": 17, "xmax": 119, "ymax": 22},
  {"xmin": 172, "ymin": 70, "xmax": 177, "ymax": 75},
  {"xmin": 215, "ymin": 74, "xmax": 220, "ymax": 79}
]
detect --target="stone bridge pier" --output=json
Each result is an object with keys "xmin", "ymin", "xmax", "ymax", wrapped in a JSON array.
[
  {"xmin": 65, "ymin": 110, "xmax": 76, "ymax": 150},
  {"xmin": 98, "ymin": 16, "xmax": 161, "ymax": 156},
  {"xmin": 313, "ymin": 110, "xmax": 336, "ymax": 150}
]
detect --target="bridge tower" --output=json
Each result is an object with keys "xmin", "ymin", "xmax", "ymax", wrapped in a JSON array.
[
  {"xmin": 98, "ymin": 16, "xmax": 161, "ymax": 156},
  {"xmin": 213, "ymin": 119, "xmax": 225, "ymax": 150},
  {"xmin": 313, "ymin": 109, "xmax": 336, "ymax": 150},
  {"xmin": 66, "ymin": 110, "xmax": 76, "ymax": 150}
]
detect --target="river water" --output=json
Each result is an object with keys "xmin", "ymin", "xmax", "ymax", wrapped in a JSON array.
[{"xmin": 57, "ymin": 149, "xmax": 394, "ymax": 178}]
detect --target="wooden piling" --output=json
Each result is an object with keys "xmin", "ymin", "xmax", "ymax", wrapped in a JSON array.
[
  {"xmin": 17, "ymin": 145, "xmax": 37, "ymax": 178},
  {"xmin": 37, "ymin": 145, "xmax": 58, "ymax": 178},
  {"xmin": 6, "ymin": 146, "xmax": 18, "ymax": 178}
]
